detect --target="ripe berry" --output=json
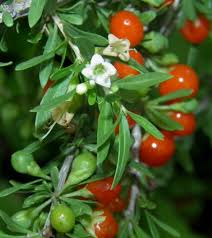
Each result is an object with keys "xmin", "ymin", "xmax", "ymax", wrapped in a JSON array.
[
  {"xmin": 159, "ymin": 64, "xmax": 199, "ymax": 99},
  {"xmin": 114, "ymin": 50, "xmax": 144, "ymax": 79},
  {"xmin": 94, "ymin": 208, "xmax": 118, "ymax": 238},
  {"xmin": 180, "ymin": 15, "xmax": 210, "ymax": 44},
  {"xmin": 115, "ymin": 114, "xmax": 136, "ymax": 134},
  {"xmin": 86, "ymin": 177, "xmax": 122, "ymax": 205},
  {"xmin": 139, "ymin": 133, "xmax": 176, "ymax": 167},
  {"xmin": 110, "ymin": 11, "xmax": 144, "ymax": 47},
  {"xmin": 168, "ymin": 112, "xmax": 196, "ymax": 136},
  {"xmin": 106, "ymin": 196, "xmax": 126, "ymax": 213}
]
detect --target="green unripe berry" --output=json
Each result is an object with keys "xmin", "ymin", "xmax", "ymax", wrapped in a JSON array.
[
  {"xmin": 50, "ymin": 204, "xmax": 75, "ymax": 233},
  {"xmin": 66, "ymin": 151, "xmax": 96, "ymax": 186},
  {"xmin": 12, "ymin": 209, "xmax": 34, "ymax": 229},
  {"xmin": 11, "ymin": 151, "xmax": 44, "ymax": 177}
]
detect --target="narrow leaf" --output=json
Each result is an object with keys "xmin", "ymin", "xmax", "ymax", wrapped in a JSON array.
[
  {"xmin": 28, "ymin": 0, "xmax": 47, "ymax": 28},
  {"xmin": 113, "ymin": 114, "xmax": 132, "ymax": 188},
  {"xmin": 150, "ymin": 89, "xmax": 193, "ymax": 104},
  {"xmin": 15, "ymin": 52, "xmax": 55, "ymax": 71},
  {"xmin": 115, "ymin": 73, "xmax": 171, "ymax": 91},
  {"xmin": 97, "ymin": 101, "xmax": 113, "ymax": 165},
  {"xmin": 127, "ymin": 111, "xmax": 163, "ymax": 140},
  {"xmin": 149, "ymin": 214, "xmax": 180, "ymax": 237}
]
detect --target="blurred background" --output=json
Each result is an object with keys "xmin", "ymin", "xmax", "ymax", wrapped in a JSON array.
[{"xmin": 0, "ymin": 22, "xmax": 212, "ymax": 238}]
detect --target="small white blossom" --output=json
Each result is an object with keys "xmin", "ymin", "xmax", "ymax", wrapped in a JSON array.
[
  {"xmin": 82, "ymin": 54, "xmax": 116, "ymax": 88},
  {"xmin": 103, "ymin": 34, "xmax": 130, "ymax": 61},
  {"xmin": 76, "ymin": 83, "xmax": 88, "ymax": 95}
]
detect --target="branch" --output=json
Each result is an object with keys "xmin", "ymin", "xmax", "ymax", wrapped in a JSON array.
[
  {"xmin": 0, "ymin": 0, "xmax": 65, "ymax": 23},
  {"xmin": 124, "ymin": 125, "xmax": 142, "ymax": 220}
]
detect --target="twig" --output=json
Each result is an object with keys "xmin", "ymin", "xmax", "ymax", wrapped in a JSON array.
[
  {"xmin": 160, "ymin": 0, "xmax": 181, "ymax": 36},
  {"xmin": 124, "ymin": 125, "xmax": 142, "ymax": 222},
  {"xmin": 0, "ymin": 0, "xmax": 68, "ymax": 23},
  {"xmin": 42, "ymin": 153, "xmax": 75, "ymax": 238}
]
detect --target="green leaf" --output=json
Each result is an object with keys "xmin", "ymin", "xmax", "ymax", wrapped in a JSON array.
[
  {"xmin": 28, "ymin": 0, "xmax": 47, "ymax": 28},
  {"xmin": 0, "ymin": 232, "xmax": 25, "ymax": 238},
  {"xmin": 127, "ymin": 111, "xmax": 163, "ymax": 140},
  {"xmin": 0, "ymin": 61, "xmax": 13, "ymax": 67},
  {"xmin": 141, "ymin": 0, "xmax": 163, "ymax": 7},
  {"xmin": 97, "ymin": 101, "xmax": 113, "ymax": 165},
  {"xmin": 68, "ymin": 224, "xmax": 91, "ymax": 238},
  {"xmin": 147, "ymin": 108, "xmax": 183, "ymax": 131},
  {"xmin": 62, "ymin": 198, "xmax": 92, "ymax": 217},
  {"xmin": 0, "ymin": 180, "xmax": 41, "ymax": 198},
  {"xmin": 128, "ymin": 58, "xmax": 148, "ymax": 73},
  {"xmin": 97, "ymin": 113, "xmax": 121, "ymax": 149},
  {"xmin": 149, "ymin": 214, "xmax": 180, "ymax": 237},
  {"xmin": 2, "ymin": 11, "xmax": 13, "ymax": 27},
  {"xmin": 113, "ymin": 114, "xmax": 132, "ymax": 188},
  {"xmin": 59, "ymin": 13, "xmax": 83, "ymax": 25},
  {"xmin": 133, "ymin": 223, "xmax": 151, "ymax": 238},
  {"xmin": 114, "ymin": 73, "xmax": 171, "ymax": 91},
  {"xmin": 23, "ymin": 192, "xmax": 49, "ymax": 208},
  {"xmin": 39, "ymin": 24, "xmax": 58, "ymax": 87},
  {"xmin": 35, "ymin": 74, "xmax": 72, "ymax": 138},
  {"xmin": 50, "ymin": 166, "xmax": 59, "ymax": 191},
  {"xmin": 182, "ymin": 0, "xmax": 197, "ymax": 21},
  {"xmin": 15, "ymin": 52, "xmax": 55, "ymax": 71},
  {"xmin": 31, "ymin": 90, "xmax": 75, "ymax": 112},
  {"xmin": 149, "ymin": 90, "xmax": 193, "ymax": 104},
  {"xmin": 139, "ymin": 10, "xmax": 157, "ymax": 25},
  {"xmin": 145, "ymin": 211, "xmax": 160, "ymax": 238},
  {"xmin": 64, "ymin": 24, "xmax": 108, "ymax": 46},
  {"xmin": 0, "ymin": 210, "xmax": 30, "ymax": 234}
]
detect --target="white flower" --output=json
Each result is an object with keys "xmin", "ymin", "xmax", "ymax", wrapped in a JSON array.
[
  {"xmin": 82, "ymin": 54, "xmax": 116, "ymax": 88},
  {"xmin": 76, "ymin": 83, "xmax": 88, "ymax": 95},
  {"xmin": 103, "ymin": 34, "xmax": 130, "ymax": 61}
]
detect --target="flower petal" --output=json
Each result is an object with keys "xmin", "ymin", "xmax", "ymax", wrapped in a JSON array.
[
  {"xmin": 95, "ymin": 74, "xmax": 111, "ymax": 88},
  {"xmin": 91, "ymin": 54, "xmax": 104, "ymax": 66},
  {"xmin": 82, "ymin": 66, "xmax": 93, "ymax": 78},
  {"xmin": 108, "ymin": 34, "xmax": 120, "ymax": 44},
  {"xmin": 103, "ymin": 46, "xmax": 118, "ymax": 57},
  {"xmin": 103, "ymin": 62, "xmax": 117, "ymax": 76}
]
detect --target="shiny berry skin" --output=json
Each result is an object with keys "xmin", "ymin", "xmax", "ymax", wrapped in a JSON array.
[
  {"xmin": 115, "ymin": 114, "xmax": 136, "ymax": 134},
  {"xmin": 159, "ymin": 64, "xmax": 199, "ymax": 99},
  {"xmin": 106, "ymin": 196, "xmax": 126, "ymax": 212},
  {"xmin": 110, "ymin": 11, "xmax": 144, "ymax": 47},
  {"xmin": 168, "ymin": 112, "xmax": 196, "ymax": 136},
  {"xmin": 94, "ymin": 208, "xmax": 119, "ymax": 238},
  {"xmin": 86, "ymin": 177, "xmax": 122, "ymax": 205},
  {"xmin": 114, "ymin": 50, "xmax": 144, "ymax": 79},
  {"xmin": 180, "ymin": 15, "xmax": 210, "ymax": 44},
  {"xmin": 50, "ymin": 204, "xmax": 75, "ymax": 233},
  {"xmin": 139, "ymin": 133, "xmax": 176, "ymax": 167}
]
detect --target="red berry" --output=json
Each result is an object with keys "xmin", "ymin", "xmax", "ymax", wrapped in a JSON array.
[
  {"xmin": 114, "ymin": 50, "xmax": 144, "ymax": 79},
  {"xmin": 86, "ymin": 177, "xmax": 122, "ymax": 205},
  {"xmin": 164, "ymin": 0, "xmax": 175, "ymax": 6},
  {"xmin": 159, "ymin": 64, "xmax": 199, "ymax": 99},
  {"xmin": 180, "ymin": 15, "xmax": 210, "ymax": 44},
  {"xmin": 115, "ymin": 114, "xmax": 136, "ymax": 134},
  {"xmin": 104, "ymin": 196, "xmax": 126, "ymax": 213},
  {"xmin": 43, "ymin": 80, "xmax": 54, "ymax": 95},
  {"xmin": 168, "ymin": 112, "xmax": 196, "ymax": 136},
  {"xmin": 94, "ymin": 208, "xmax": 118, "ymax": 238},
  {"xmin": 139, "ymin": 133, "xmax": 176, "ymax": 167},
  {"xmin": 110, "ymin": 11, "xmax": 144, "ymax": 47}
]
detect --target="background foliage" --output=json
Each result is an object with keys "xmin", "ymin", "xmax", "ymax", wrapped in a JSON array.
[{"xmin": 0, "ymin": 0, "xmax": 212, "ymax": 238}]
